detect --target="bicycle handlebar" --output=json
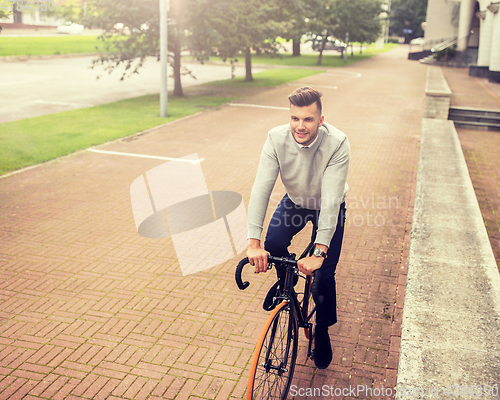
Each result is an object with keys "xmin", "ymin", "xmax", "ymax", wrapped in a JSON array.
[
  {"xmin": 235, "ymin": 257, "xmax": 250, "ymax": 290},
  {"xmin": 235, "ymin": 256, "xmax": 323, "ymax": 305}
]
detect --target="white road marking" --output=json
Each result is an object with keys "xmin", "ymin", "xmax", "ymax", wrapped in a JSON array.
[
  {"xmin": 32, "ymin": 100, "xmax": 95, "ymax": 107},
  {"xmin": 134, "ymin": 83, "xmax": 162, "ymax": 88},
  {"xmin": 313, "ymin": 84, "xmax": 338, "ymax": 89},
  {"xmin": 327, "ymin": 70, "xmax": 362, "ymax": 78},
  {"xmin": 288, "ymin": 83, "xmax": 338, "ymax": 90},
  {"xmin": 0, "ymin": 76, "xmax": 58, "ymax": 87},
  {"xmin": 229, "ymin": 103, "xmax": 289, "ymax": 111},
  {"xmin": 87, "ymin": 149, "xmax": 204, "ymax": 164}
]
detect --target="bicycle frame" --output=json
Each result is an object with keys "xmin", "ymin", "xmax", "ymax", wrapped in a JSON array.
[
  {"xmin": 235, "ymin": 228, "xmax": 324, "ymax": 400},
  {"xmin": 272, "ymin": 255, "xmax": 317, "ymax": 362},
  {"xmin": 263, "ymin": 227, "xmax": 319, "ymax": 360}
]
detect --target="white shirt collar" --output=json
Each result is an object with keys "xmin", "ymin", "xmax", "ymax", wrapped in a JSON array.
[{"xmin": 295, "ymin": 132, "xmax": 319, "ymax": 149}]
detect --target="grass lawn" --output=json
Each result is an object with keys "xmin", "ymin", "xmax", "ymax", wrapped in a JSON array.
[
  {"xmin": 252, "ymin": 44, "xmax": 398, "ymax": 68},
  {"xmin": 0, "ymin": 94, "xmax": 233, "ymax": 175},
  {"xmin": 197, "ymin": 43, "xmax": 398, "ymax": 69},
  {"xmin": 0, "ymin": 35, "xmax": 397, "ymax": 66},
  {"xmin": 0, "ymin": 68, "xmax": 322, "ymax": 175},
  {"xmin": 0, "ymin": 35, "xmax": 102, "ymax": 57},
  {"xmin": 208, "ymin": 68, "xmax": 324, "ymax": 87}
]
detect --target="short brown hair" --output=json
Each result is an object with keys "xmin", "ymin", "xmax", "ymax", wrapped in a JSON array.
[{"xmin": 288, "ymin": 86, "xmax": 323, "ymax": 115}]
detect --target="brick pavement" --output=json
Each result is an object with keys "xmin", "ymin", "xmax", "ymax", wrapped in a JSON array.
[
  {"xmin": 441, "ymin": 67, "xmax": 500, "ymax": 271},
  {"xmin": 0, "ymin": 45, "xmax": 426, "ymax": 399}
]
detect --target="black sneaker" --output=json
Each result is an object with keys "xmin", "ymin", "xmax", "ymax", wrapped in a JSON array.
[
  {"xmin": 313, "ymin": 326, "xmax": 332, "ymax": 369},
  {"xmin": 263, "ymin": 281, "xmax": 281, "ymax": 311}
]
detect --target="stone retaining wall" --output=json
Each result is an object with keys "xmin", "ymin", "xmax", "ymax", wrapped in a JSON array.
[{"xmin": 423, "ymin": 66, "xmax": 452, "ymax": 119}]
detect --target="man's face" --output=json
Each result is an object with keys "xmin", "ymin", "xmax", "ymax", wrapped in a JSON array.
[{"xmin": 290, "ymin": 103, "xmax": 324, "ymax": 147}]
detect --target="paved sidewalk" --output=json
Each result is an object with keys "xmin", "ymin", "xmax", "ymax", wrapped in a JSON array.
[
  {"xmin": 397, "ymin": 66, "xmax": 500, "ymax": 397},
  {"xmin": 0, "ymin": 45, "xmax": 426, "ymax": 399},
  {"xmin": 441, "ymin": 67, "xmax": 500, "ymax": 270}
]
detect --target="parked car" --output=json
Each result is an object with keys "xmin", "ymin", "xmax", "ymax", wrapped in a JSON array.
[
  {"xmin": 57, "ymin": 22, "xmax": 84, "ymax": 35},
  {"xmin": 312, "ymin": 38, "xmax": 346, "ymax": 53},
  {"xmin": 113, "ymin": 22, "xmax": 148, "ymax": 35},
  {"xmin": 114, "ymin": 22, "xmax": 131, "ymax": 35},
  {"xmin": 410, "ymin": 37, "xmax": 425, "ymax": 46}
]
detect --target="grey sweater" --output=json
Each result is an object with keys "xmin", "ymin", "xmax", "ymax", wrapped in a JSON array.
[{"xmin": 247, "ymin": 121, "xmax": 350, "ymax": 246}]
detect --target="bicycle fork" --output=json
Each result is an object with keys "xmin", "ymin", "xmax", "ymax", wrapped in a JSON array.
[{"xmin": 262, "ymin": 304, "xmax": 295, "ymax": 376}]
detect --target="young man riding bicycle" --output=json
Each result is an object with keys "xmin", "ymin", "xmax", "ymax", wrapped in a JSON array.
[{"xmin": 246, "ymin": 86, "xmax": 350, "ymax": 370}]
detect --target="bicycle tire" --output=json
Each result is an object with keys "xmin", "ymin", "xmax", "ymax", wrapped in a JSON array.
[{"xmin": 247, "ymin": 301, "xmax": 298, "ymax": 400}]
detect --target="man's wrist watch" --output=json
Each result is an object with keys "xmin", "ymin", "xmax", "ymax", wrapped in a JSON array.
[{"xmin": 313, "ymin": 248, "xmax": 327, "ymax": 258}]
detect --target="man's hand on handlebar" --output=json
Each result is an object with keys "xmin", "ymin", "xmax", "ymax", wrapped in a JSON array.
[
  {"xmin": 297, "ymin": 256, "xmax": 323, "ymax": 276},
  {"xmin": 298, "ymin": 244, "xmax": 328, "ymax": 276},
  {"xmin": 247, "ymin": 239, "xmax": 270, "ymax": 274}
]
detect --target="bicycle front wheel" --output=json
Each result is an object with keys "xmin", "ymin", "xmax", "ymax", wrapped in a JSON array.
[{"xmin": 247, "ymin": 301, "xmax": 298, "ymax": 400}]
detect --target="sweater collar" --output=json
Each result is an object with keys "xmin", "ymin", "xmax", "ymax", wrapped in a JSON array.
[
  {"xmin": 292, "ymin": 124, "xmax": 325, "ymax": 150},
  {"xmin": 295, "ymin": 132, "xmax": 320, "ymax": 149}
]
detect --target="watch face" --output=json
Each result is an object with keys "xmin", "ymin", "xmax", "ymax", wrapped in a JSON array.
[{"xmin": 314, "ymin": 248, "xmax": 326, "ymax": 258}]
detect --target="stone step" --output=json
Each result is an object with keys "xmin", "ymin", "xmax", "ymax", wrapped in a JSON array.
[{"xmin": 449, "ymin": 106, "xmax": 500, "ymax": 131}]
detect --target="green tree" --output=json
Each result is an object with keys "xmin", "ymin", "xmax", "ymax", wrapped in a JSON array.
[
  {"xmin": 303, "ymin": 0, "xmax": 337, "ymax": 65},
  {"xmin": 84, "ymin": 0, "xmax": 189, "ymax": 96},
  {"xmin": 390, "ymin": 0, "xmax": 428, "ymax": 41},
  {"xmin": 0, "ymin": 7, "xmax": 10, "ymax": 35},
  {"xmin": 305, "ymin": 0, "xmax": 383, "ymax": 65},
  {"xmin": 336, "ymin": 0, "xmax": 383, "ymax": 44},
  {"xmin": 277, "ymin": 0, "xmax": 310, "ymax": 57},
  {"xmin": 189, "ymin": 0, "xmax": 290, "ymax": 81},
  {"xmin": 0, "ymin": 7, "xmax": 11, "ymax": 19},
  {"xmin": 54, "ymin": 0, "xmax": 84, "ymax": 22}
]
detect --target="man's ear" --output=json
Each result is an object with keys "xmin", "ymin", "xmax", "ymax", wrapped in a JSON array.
[{"xmin": 319, "ymin": 115, "xmax": 325, "ymax": 127}]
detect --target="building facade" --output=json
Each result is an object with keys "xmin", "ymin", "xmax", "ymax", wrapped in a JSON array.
[{"xmin": 424, "ymin": 0, "xmax": 500, "ymax": 83}]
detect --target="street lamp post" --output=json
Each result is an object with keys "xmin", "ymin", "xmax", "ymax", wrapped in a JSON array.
[
  {"xmin": 344, "ymin": 31, "xmax": 349, "ymax": 63},
  {"xmin": 160, "ymin": 0, "xmax": 168, "ymax": 117},
  {"xmin": 385, "ymin": 0, "xmax": 391, "ymax": 43}
]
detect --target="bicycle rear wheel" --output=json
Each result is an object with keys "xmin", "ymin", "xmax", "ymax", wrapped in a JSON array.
[{"xmin": 247, "ymin": 301, "xmax": 298, "ymax": 400}]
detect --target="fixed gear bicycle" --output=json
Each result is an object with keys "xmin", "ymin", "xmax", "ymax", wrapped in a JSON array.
[{"xmin": 235, "ymin": 231, "xmax": 323, "ymax": 400}]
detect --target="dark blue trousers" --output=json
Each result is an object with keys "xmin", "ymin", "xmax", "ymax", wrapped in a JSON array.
[{"xmin": 264, "ymin": 194, "xmax": 346, "ymax": 327}]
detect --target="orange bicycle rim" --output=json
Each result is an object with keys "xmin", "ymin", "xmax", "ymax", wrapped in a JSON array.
[{"xmin": 246, "ymin": 301, "xmax": 290, "ymax": 400}]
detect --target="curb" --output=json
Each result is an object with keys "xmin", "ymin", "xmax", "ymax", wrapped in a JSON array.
[{"xmin": 0, "ymin": 52, "xmax": 97, "ymax": 62}]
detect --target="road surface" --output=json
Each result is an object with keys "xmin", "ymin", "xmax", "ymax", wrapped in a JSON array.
[{"xmin": 0, "ymin": 55, "xmax": 264, "ymax": 123}]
